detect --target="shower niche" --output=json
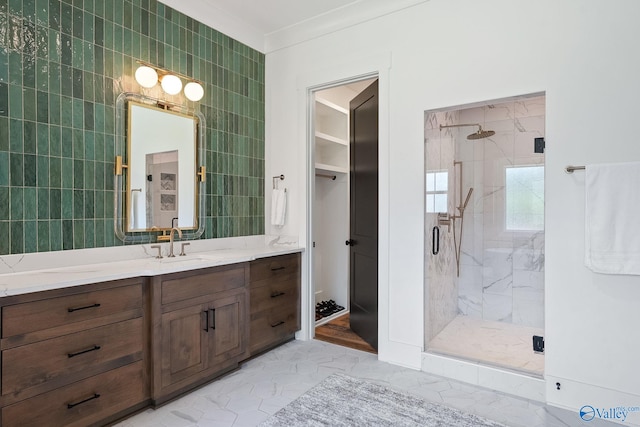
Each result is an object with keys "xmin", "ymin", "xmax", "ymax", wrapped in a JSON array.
[{"xmin": 424, "ymin": 94, "xmax": 546, "ymax": 376}]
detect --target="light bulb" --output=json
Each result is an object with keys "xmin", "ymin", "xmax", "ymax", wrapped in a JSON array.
[
  {"xmin": 184, "ymin": 82, "xmax": 204, "ymax": 101},
  {"xmin": 134, "ymin": 66, "xmax": 158, "ymax": 88},
  {"xmin": 161, "ymin": 74, "xmax": 182, "ymax": 95}
]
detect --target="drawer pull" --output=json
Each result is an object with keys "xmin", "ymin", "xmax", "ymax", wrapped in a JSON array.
[
  {"xmin": 67, "ymin": 393, "xmax": 101, "ymax": 409},
  {"xmin": 270, "ymin": 291, "xmax": 285, "ymax": 298},
  {"xmin": 210, "ymin": 308, "xmax": 216, "ymax": 330},
  {"xmin": 270, "ymin": 321, "xmax": 285, "ymax": 328},
  {"xmin": 270, "ymin": 266, "xmax": 286, "ymax": 271},
  {"xmin": 68, "ymin": 345, "xmax": 102, "ymax": 358},
  {"xmin": 67, "ymin": 303, "xmax": 101, "ymax": 313}
]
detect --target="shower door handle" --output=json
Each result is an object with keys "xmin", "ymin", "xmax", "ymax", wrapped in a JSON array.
[{"xmin": 432, "ymin": 226, "xmax": 440, "ymax": 255}]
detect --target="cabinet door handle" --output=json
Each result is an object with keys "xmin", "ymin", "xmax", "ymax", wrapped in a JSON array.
[
  {"xmin": 270, "ymin": 291, "xmax": 285, "ymax": 298},
  {"xmin": 209, "ymin": 308, "xmax": 216, "ymax": 330},
  {"xmin": 432, "ymin": 226, "xmax": 440, "ymax": 255},
  {"xmin": 67, "ymin": 393, "xmax": 100, "ymax": 409},
  {"xmin": 270, "ymin": 321, "xmax": 285, "ymax": 328},
  {"xmin": 270, "ymin": 266, "xmax": 285, "ymax": 271},
  {"xmin": 67, "ymin": 303, "xmax": 101, "ymax": 313},
  {"xmin": 203, "ymin": 310, "xmax": 209, "ymax": 332},
  {"xmin": 68, "ymin": 345, "xmax": 101, "ymax": 358}
]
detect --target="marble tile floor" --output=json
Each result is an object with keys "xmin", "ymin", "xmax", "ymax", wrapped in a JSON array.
[
  {"xmin": 428, "ymin": 315, "xmax": 545, "ymax": 375},
  {"xmin": 116, "ymin": 339, "xmax": 615, "ymax": 427}
]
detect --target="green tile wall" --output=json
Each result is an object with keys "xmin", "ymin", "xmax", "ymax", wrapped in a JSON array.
[{"xmin": 0, "ymin": 0, "xmax": 265, "ymax": 254}]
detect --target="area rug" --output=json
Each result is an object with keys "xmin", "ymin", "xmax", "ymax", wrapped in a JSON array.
[{"xmin": 259, "ymin": 373, "xmax": 505, "ymax": 427}]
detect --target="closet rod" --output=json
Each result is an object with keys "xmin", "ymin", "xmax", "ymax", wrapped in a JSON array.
[{"xmin": 316, "ymin": 173, "xmax": 336, "ymax": 180}]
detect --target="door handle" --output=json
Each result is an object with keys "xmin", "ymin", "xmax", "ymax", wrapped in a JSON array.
[
  {"xmin": 345, "ymin": 239, "xmax": 354, "ymax": 246},
  {"xmin": 203, "ymin": 310, "xmax": 209, "ymax": 332},
  {"xmin": 432, "ymin": 226, "xmax": 440, "ymax": 255},
  {"xmin": 209, "ymin": 308, "xmax": 216, "ymax": 330}
]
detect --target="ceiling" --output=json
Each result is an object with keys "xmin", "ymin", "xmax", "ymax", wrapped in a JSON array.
[
  {"xmin": 203, "ymin": 0, "xmax": 362, "ymax": 36},
  {"xmin": 158, "ymin": 0, "xmax": 428, "ymax": 52}
]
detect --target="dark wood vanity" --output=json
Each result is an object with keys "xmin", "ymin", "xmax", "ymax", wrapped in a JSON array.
[{"xmin": 0, "ymin": 252, "xmax": 301, "ymax": 427}]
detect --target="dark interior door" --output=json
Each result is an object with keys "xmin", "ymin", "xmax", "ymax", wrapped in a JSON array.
[{"xmin": 348, "ymin": 80, "xmax": 378, "ymax": 350}]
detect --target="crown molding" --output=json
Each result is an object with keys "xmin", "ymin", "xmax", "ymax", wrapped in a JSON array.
[{"xmin": 265, "ymin": 0, "xmax": 429, "ymax": 53}]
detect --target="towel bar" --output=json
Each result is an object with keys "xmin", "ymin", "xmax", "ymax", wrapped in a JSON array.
[{"xmin": 272, "ymin": 174, "xmax": 284, "ymax": 189}]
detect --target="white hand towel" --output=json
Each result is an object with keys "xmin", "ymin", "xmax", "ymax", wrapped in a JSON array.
[
  {"xmin": 585, "ymin": 161, "xmax": 640, "ymax": 275},
  {"xmin": 271, "ymin": 189, "xmax": 287, "ymax": 227}
]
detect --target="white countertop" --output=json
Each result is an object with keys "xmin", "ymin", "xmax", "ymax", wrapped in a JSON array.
[{"xmin": 0, "ymin": 236, "xmax": 303, "ymax": 297}]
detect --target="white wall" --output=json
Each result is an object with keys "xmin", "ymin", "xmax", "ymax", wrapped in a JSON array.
[{"xmin": 266, "ymin": 0, "xmax": 640, "ymax": 418}]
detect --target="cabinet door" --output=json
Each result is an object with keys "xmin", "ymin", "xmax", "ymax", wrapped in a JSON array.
[
  {"xmin": 160, "ymin": 303, "xmax": 209, "ymax": 388},
  {"xmin": 209, "ymin": 292, "xmax": 247, "ymax": 367}
]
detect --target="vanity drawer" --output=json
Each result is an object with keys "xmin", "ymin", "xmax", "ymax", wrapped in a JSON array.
[
  {"xmin": 2, "ymin": 318, "xmax": 143, "ymax": 398},
  {"xmin": 2, "ymin": 283, "xmax": 142, "ymax": 339},
  {"xmin": 250, "ymin": 279, "xmax": 299, "ymax": 315},
  {"xmin": 250, "ymin": 253, "xmax": 300, "ymax": 287},
  {"xmin": 161, "ymin": 264, "xmax": 247, "ymax": 305},
  {"xmin": 1, "ymin": 361, "xmax": 145, "ymax": 427},
  {"xmin": 250, "ymin": 306, "xmax": 299, "ymax": 354}
]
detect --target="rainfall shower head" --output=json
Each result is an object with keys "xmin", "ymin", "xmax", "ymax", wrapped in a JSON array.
[{"xmin": 439, "ymin": 123, "xmax": 495, "ymax": 140}]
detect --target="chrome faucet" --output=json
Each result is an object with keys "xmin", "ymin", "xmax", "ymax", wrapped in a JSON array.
[{"xmin": 168, "ymin": 227, "xmax": 182, "ymax": 257}]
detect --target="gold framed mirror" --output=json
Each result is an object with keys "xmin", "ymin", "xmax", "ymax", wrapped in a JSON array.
[{"xmin": 115, "ymin": 93, "xmax": 206, "ymax": 242}]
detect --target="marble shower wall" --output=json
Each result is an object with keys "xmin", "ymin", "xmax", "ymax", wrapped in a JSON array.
[
  {"xmin": 424, "ymin": 110, "xmax": 458, "ymax": 343},
  {"xmin": 456, "ymin": 96, "xmax": 545, "ymax": 329}
]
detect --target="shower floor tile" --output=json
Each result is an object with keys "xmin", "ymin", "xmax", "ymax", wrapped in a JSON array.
[{"xmin": 428, "ymin": 315, "xmax": 544, "ymax": 375}]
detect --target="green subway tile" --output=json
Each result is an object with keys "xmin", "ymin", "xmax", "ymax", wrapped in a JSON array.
[
  {"xmin": 84, "ymin": 159, "xmax": 94, "ymax": 189},
  {"xmin": 72, "ymin": 6, "xmax": 82, "ymax": 38},
  {"xmin": 36, "ymin": 90, "xmax": 48, "ymax": 122},
  {"xmin": 9, "ymin": 118, "xmax": 22, "ymax": 152},
  {"xmin": 61, "ymin": 188, "xmax": 72, "ymax": 219},
  {"xmin": 0, "ymin": 151, "xmax": 7, "ymax": 185},
  {"xmin": 61, "ymin": 96, "xmax": 72, "ymax": 127},
  {"xmin": 48, "ymin": 60, "xmax": 61, "ymax": 94},
  {"xmin": 0, "ymin": 186, "xmax": 7, "ymax": 219},
  {"xmin": 49, "ymin": 124, "xmax": 61, "ymax": 156},
  {"xmin": 10, "ymin": 221, "xmax": 23, "ymax": 254},
  {"xmin": 37, "ymin": 187, "xmax": 48, "ymax": 219},
  {"xmin": 24, "ymin": 120, "xmax": 36, "ymax": 154},
  {"xmin": 50, "ymin": 219, "xmax": 62, "ymax": 250},
  {"xmin": 24, "ymin": 187, "xmax": 36, "ymax": 219},
  {"xmin": 0, "ymin": 84, "xmax": 6, "ymax": 118},
  {"xmin": 61, "ymin": 64, "xmax": 73, "ymax": 97},
  {"xmin": 23, "ymin": 88, "xmax": 37, "ymax": 122},
  {"xmin": 8, "ymin": 84, "xmax": 22, "ymax": 119},
  {"xmin": 72, "ymin": 128, "xmax": 83, "ymax": 158},
  {"xmin": 9, "ymin": 152, "xmax": 22, "ymax": 186},
  {"xmin": 37, "ymin": 122, "xmax": 48, "ymax": 154},
  {"xmin": 73, "ymin": 219, "xmax": 83, "ymax": 248},
  {"xmin": 60, "ymin": 126, "xmax": 72, "ymax": 157},
  {"xmin": 73, "ymin": 158, "xmax": 83, "ymax": 188},
  {"xmin": 62, "ymin": 219, "xmax": 72, "ymax": 249},
  {"xmin": 24, "ymin": 153, "xmax": 37, "ymax": 186},
  {"xmin": 37, "ymin": 154, "xmax": 48, "ymax": 186},
  {"xmin": 0, "ymin": 47, "xmax": 8, "ymax": 84},
  {"xmin": 84, "ymin": 189, "xmax": 93, "ymax": 217},
  {"xmin": 37, "ymin": 220, "xmax": 49, "ymax": 251},
  {"xmin": 61, "ymin": 157, "xmax": 73, "ymax": 188},
  {"xmin": 72, "ymin": 97, "xmax": 83, "ymax": 128},
  {"xmin": 36, "ymin": 0, "xmax": 48, "ymax": 26},
  {"xmin": 0, "ymin": 221, "xmax": 8, "ymax": 254},
  {"xmin": 10, "ymin": 186, "xmax": 23, "ymax": 219},
  {"xmin": 72, "ymin": 37, "xmax": 83, "ymax": 70},
  {"xmin": 83, "ymin": 41, "xmax": 93, "ymax": 72},
  {"xmin": 36, "ymin": 25, "xmax": 48, "ymax": 58},
  {"xmin": 84, "ymin": 219, "xmax": 94, "ymax": 247},
  {"xmin": 36, "ymin": 58, "xmax": 48, "ymax": 91},
  {"xmin": 94, "ymin": 189, "xmax": 103, "ymax": 218},
  {"xmin": 61, "ymin": 2, "xmax": 72, "ymax": 35},
  {"xmin": 94, "ymin": 218, "xmax": 104, "ymax": 246},
  {"xmin": 50, "ymin": 188, "xmax": 61, "ymax": 218},
  {"xmin": 49, "ymin": 156, "xmax": 60, "ymax": 187},
  {"xmin": 23, "ymin": 54, "xmax": 36, "ymax": 88},
  {"xmin": 84, "ymin": 101, "xmax": 93, "ymax": 130},
  {"xmin": 24, "ymin": 220, "xmax": 37, "ymax": 253}
]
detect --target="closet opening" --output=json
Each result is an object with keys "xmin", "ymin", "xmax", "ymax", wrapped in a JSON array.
[{"xmin": 310, "ymin": 77, "xmax": 378, "ymax": 354}]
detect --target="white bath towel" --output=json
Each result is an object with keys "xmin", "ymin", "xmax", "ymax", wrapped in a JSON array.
[
  {"xmin": 585, "ymin": 161, "xmax": 640, "ymax": 275},
  {"xmin": 271, "ymin": 189, "xmax": 287, "ymax": 227}
]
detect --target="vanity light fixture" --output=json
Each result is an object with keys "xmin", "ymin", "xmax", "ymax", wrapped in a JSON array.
[{"xmin": 134, "ymin": 60, "xmax": 205, "ymax": 102}]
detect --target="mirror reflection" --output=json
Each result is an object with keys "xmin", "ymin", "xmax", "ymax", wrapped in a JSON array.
[{"xmin": 127, "ymin": 102, "xmax": 197, "ymax": 231}]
